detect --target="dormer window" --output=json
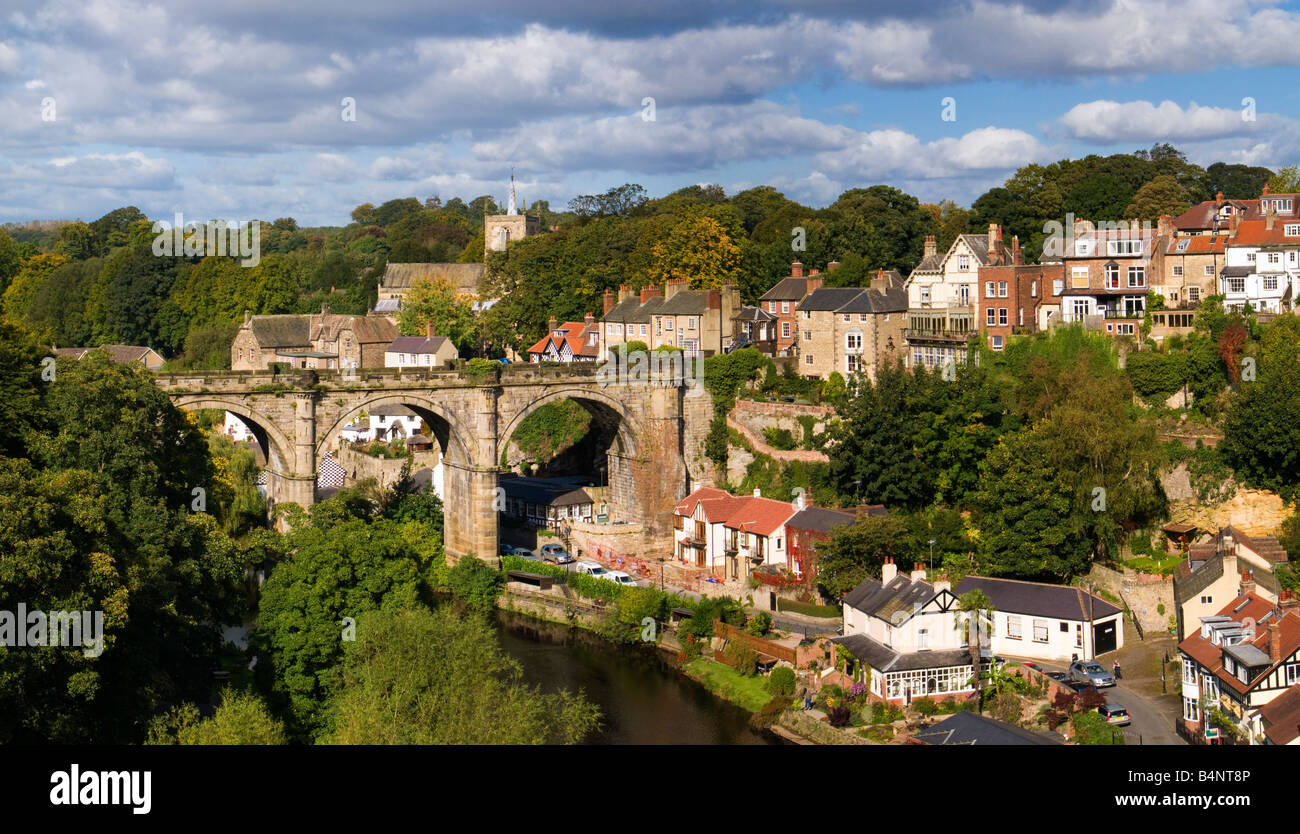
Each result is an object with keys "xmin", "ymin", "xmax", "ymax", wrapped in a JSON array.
[{"xmin": 1286, "ymin": 223, "xmax": 1300, "ymax": 237}]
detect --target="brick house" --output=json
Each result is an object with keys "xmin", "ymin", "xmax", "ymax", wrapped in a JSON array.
[
  {"xmin": 793, "ymin": 271, "xmax": 907, "ymax": 381},
  {"xmin": 758, "ymin": 261, "xmax": 832, "ymax": 355},
  {"xmin": 977, "ymin": 255, "xmax": 1060, "ymax": 352},
  {"xmin": 1057, "ymin": 220, "xmax": 1168, "ymax": 338},
  {"xmin": 785, "ymin": 503, "xmax": 883, "ymax": 581}
]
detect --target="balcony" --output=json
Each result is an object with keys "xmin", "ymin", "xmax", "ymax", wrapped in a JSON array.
[{"xmin": 904, "ymin": 329, "xmax": 974, "ymax": 343}]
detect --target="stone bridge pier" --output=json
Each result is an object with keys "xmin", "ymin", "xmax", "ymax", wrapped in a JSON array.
[{"xmin": 156, "ymin": 365, "xmax": 701, "ymax": 564}]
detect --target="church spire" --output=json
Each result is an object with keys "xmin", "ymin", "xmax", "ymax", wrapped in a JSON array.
[{"xmin": 507, "ymin": 168, "xmax": 518, "ymax": 216}]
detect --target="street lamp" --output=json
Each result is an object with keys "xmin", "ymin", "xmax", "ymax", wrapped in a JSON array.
[{"xmin": 928, "ymin": 538, "xmax": 936, "ymax": 580}]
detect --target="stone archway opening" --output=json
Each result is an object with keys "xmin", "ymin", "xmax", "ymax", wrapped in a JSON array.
[{"xmin": 172, "ymin": 399, "xmax": 298, "ymax": 516}]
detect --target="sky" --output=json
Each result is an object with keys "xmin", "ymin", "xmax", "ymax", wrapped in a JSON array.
[{"xmin": 2, "ymin": 0, "xmax": 1299, "ymax": 226}]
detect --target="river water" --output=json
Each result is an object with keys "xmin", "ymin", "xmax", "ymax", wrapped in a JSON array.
[{"xmin": 493, "ymin": 610, "xmax": 782, "ymax": 745}]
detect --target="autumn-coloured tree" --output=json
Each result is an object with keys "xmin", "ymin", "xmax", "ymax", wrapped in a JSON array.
[
  {"xmin": 396, "ymin": 276, "xmax": 477, "ymax": 350},
  {"xmin": 1218, "ymin": 325, "xmax": 1248, "ymax": 382},
  {"xmin": 647, "ymin": 213, "xmax": 741, "ymax": 289}
]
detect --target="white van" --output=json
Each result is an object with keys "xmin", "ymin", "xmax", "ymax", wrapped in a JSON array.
[{"xmin": 575, "ymin": 561, "xmax": 607, "ymax": 577}]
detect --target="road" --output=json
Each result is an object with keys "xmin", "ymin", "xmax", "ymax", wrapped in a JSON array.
[{"xmin": 1028, "ymin": 658, "xmax": 1184, "ymax": 745}]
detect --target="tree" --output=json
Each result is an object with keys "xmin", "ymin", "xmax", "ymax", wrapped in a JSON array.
[
  {"xmin": 325, "ymin": 607, "xmax": 601, "ymax": 744},
  {"xmin": 54, "ymin": 221, "xmax": 98, "ymax": 260},
  {"xmin": 0, "ymin": 229, "xmax": 20, "ymax": 296},
  {"xmin": 1267, "ymin": 165, "xmax": 1300, "ymax": 194},
  {"xmin": 146, "ymin": 689, "xmax": 286, "ymax": 745},
  {"xmin": 1123, "ymin": 174, "xmax": 1191, "ymax": 221},
  {"xmin": 954, "ymin": 589, "xmax": 994, "ymax": 710},
  {"xmin": 647, "ymin": 213, "xmax": 741, "ymax": 289},
  {"xmin": 1221, "ymin": 333, "xmax": 1300, "ymax": 499},
  {"xmin": 396, "ymin": 276, "xmax": 476, "ymax": 350},
  {"xmin": 2, "ymin": 253, "xmax": 67, "ymax": 322},
  {"xmin": 816, "ymin": 514, "xmax": 916, "ymax": 597}
]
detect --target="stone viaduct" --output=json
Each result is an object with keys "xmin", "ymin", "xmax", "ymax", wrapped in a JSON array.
[{"xmin": 153, "ymin": 362, "xmax": 714, "ymax": 561}]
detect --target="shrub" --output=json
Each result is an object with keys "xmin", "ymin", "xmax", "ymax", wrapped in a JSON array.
[
  {"xmin": 1071, "ymin": 710, "xmax": 1124, "ymax": 745},
  {"xmin": 724, "ymin": 641, "xmax": 758, "ymax": 677},
  {"xmin": 992, "ymin": 692, "xmax": 1022, "ymax": 726},
  {"xmin": 762, "ymin": 426, "xmax": 798, "ymax": 450},
  {"xmin": 1052, "ymin": 690, "xmax": 1077, "ymax": 713},
  {"xmin": 827, "ymin": 706, "xmax": 851, "ymax": 728},
  {"xmin": 911, "ymin": 696, "xmax": 940, "ymax": 717},
  {"xmin": 1075, "ymin": 687, "xmax": 1107, "ymax": 712},
  {"xmin": 767, "ymin": 666, "xmax": 796, "ymax": 696},
  {"xmin": 447, "ymin": 556, "xmax": 502, "ymax": 612},
  {"xmin": 745, "ymin": 611, "xmax": 772, "ymax": 637}
]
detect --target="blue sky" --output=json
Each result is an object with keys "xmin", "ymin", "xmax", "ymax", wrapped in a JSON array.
[{"xmin": 1, "ymin": 0, "xmax": 1298, "ymax": 226}]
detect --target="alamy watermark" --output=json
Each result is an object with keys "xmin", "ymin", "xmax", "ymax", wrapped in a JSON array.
[
  {"xmin": 596, "ymin": 347, "xmax": 704, "ymax": 394},
  {"xmin": 1, "ymin": 603, "xmax": 104, "ymax": 658},
  {"xmin": 151, "ymin": 212, "xmax": 261, "ymax": 267}
]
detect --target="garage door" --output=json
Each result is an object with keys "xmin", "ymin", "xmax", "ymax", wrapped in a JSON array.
[{"xmin": 1093, "ymin": 619, "xmax": 1118, "ymax": 655}]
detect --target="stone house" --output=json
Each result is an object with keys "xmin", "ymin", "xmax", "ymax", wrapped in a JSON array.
[
  {"xmin": 793, "ymin": 271, "xmax": 906, "ymax": 381},
  {"xmin": 231, "ymin": 307, "xmax": 397, "ymax": 371},
  {"xmin": 757, "ymin": 261, "xmax": 832, "ymax": 355},
  {"xmin": 599, "ymin": 281, "xmax": 740, "ymax": 359}
]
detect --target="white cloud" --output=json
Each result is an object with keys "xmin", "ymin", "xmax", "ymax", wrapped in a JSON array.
[
  {"xmin": 814, "ymin": 126, "xmax": 1052, "ymax": 181},
  {"xmin": 1059, "ymin": 99, "xmax": 1273, "ymax": 143}
]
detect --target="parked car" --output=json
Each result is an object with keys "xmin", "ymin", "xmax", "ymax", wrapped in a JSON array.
[
  {"xmin": 540, "ymin": 544, "xmax": 574, "ymax": 564},
  {"xmin": 1098, "ymin": 703, "xmax": 1130, "ymax": 726},
  {"xmin": 604, "ymin": 571, "xmax": 639, "ymax": 587},
  {"xmin": 510, "ymin": 547, "xmax": 539, "ymax": 560},
  {"xmin": 1069, "ymin": 660, "xmax": 1116, "ymax": 688},
  {"xmin": 574, "ymin": 561, "xmax": 606, "ymax": 576}
]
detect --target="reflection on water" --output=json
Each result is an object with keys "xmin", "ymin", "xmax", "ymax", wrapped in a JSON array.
[{"xmin": 493, "ymin": 610, "xmax": 782, "ymax": 745}]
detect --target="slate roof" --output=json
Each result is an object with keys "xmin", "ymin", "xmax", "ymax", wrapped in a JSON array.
[
  {"xmin": 655, "ymin": 290, "xmax": 713, "ymax": 315},
  {"xmin": 734, "ymin": 305, "xmax": 776, "ymax": 322},
  {"xmin": 953, "ymin": 576, "xmax": 1121, "ymax": 621},
  {"xmin": 250, "ymin": 315, "xmax": 311, "ymax": 348},
  {"xmin": 760, "ymin": 276, "xmax": 817, "ymax": 301},
  {"xmin": 796, "ymin": 287, "xmax": 868, "ymax": 312},
  {"xmin": 837, "ymin": 286, "xmax": 907, "ymax": 314},
  {"xmin": 831, "ymin": 634, "xmax": 978, "ymax": 674},
  {"xmin": 1259, "ymin": 684, "xmax": 1300, "ymax": 745},
  {"xmin": 380, "ymin": 262, "xmax": 486, "ymax": 294},
  {"xmin": 388, "ymin": 335, "xmax": 451, "ymax": 354},
  {"xmin": 911, "ymin": 710, "xmax": 1062, "ymax": 746},
  {"xmin": 787, "ymin": 506, "xmax": 858, "ymax": 534},
  {"xmin": 1178, "ymin": 593, "xmax": 1300, "ymax": 695},
  {"xmin": 843, "ymin": 574, "xmax": 936, "ymax": 624},
  {"xmin": 313, "ymin": 315, "xmax": 397, "ymax": 345},
  {"xmin": 52, "ymin": 344, "xmax": 162, "ymax": 366}
]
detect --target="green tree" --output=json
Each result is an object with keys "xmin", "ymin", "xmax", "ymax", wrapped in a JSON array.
[
  {"xmin": 817, "ymin": 513, "xmax": 917, "ymax": 597},
  {"xmin": 954, "ymin": 589, "xmax": 994, "ymax": 707},
  {"xmin": 1123, "ymin": 174, "xmax": 1191, "ymax": 221},
  {"xmin": 396, "ymin": 276, "xmax": 476, "ymax": 350},
  {"xmin": 1267, "ymin": 165, "xmax": 1300, "ymax": 194},
  {"xmin": 146, "ymin": 689, "xmax": 286, "ymax": 745},
  {"xmin": 325, "ymin": 607, "xmax": 601, "ymax": 744}
]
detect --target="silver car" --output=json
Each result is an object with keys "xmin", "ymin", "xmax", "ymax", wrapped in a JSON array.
[
  {"xmin": 540, "ymin": 544, "xmax": 574, "ymax": 565},
  {"xmin": 1069, "ymin": 660, "xmax": 1116, "ymax": 688}
]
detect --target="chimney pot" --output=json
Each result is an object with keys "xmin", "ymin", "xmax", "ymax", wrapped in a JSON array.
[
  {"xmin": 1263, "ymin": 184, "xmax": 1271, "ymax": 196},
  {"xmin": 791, "ymin": 261, "xmax": 803, "ymax": 278},
  {"xmin": 584, "ymin": 312, "xmax": 594, "ymax": 325},
  {"xmin": 923, "ymin": 235, "xmax": 937, "ymax": 259},
  {"xmin": 882, "ymin": 558, "xmax": 898, "ymax": 584},
  {"xmin": 752, "ymin": 487, "xmax": 762, "ymax": 497},
  {"xmin": 1216, "ymin": 190, "xmax": 1225, "ymax": 202},
  {"xmin": 548, "ymin": 316, "xmax": 557, "ymax": 332}
]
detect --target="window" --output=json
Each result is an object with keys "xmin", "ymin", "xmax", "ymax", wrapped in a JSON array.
[
  {"xmin": 959, "ymin": 255, "xmax": 970, "ymax": 271},
  {"xmin": 998, "ymin": 281, "xmax": 1008, "ymax": 297},
  {"xmin": 845, "ymin": 332, "xmax": 862, "ymax": 351},
  {"xmin": 986, "ymin": 281, "xmax": 996, "ymax": 297},
  {"xmin": 958, "ymin": 285, "xmax": 970, "ymax": 304},
  {"xmin": 781, "ymin": 322, "xmax": 791, "ymax": 338},
  {"xmin": 665, "ymin": 317, "xmax": 674, "ymax": 330},
  {"xmin": 1060, "ymin": 622, "xmax": 1069, "ymax": 632},
  {"xmin": 1071, "ymin": 298, "xmax": 1090, "ymax": 321},
  {"xmin": 802, "ymin": 310, "xmax": 810, "ymax": 319},
  {"xmin": 1172, "ymin": 265, "xmax": 1183, "ymax": 277},
  {"xmin": 781, "ymin": 301, "xmax": 790, "ymax": 314},
  {"xmin": 1264, "ymin": 275, "xmax": 1278, "ymax": 291},
  {"xmin": 1227, "ymin": 277, "xmax": 1245, "ymax": 293},
  {"xmin": 1006, "ymin": 615, "xmax": 1022, "ymax": 640},
  {"xmin": 1183, "ymin": 659, "xmax": 1198, "ymax": 685},
  {"xmin": 1053, "ymin": 278, "xmax": 1064, "ymax": 296},
  {"xmin": 1108, "ymin": 239, "xmax": 1143, "ymax": 255},
  {"xmin": 1286, "ymin": 663, "xmax": 1300, "ymax": 685},
  {"xmin": 920, "ymin": 287, "xmax": 931, "ymax": 302},
  {"xmin": 1032, "ymin": 619, "xmax": 1049, "ymax": 643},
  {"xmin": 859, "ymin": 314, "xmax": 868, "ymax": 322},
  {"xmin": 687, "ymin": 318, "xmax": 696, "ymax": 330},
  {"xmin": 1188, "ymin": 286, "xmax": 1201, "ymax": 303},
  {"xmin": 1183, "ymin": 697, "xmax": 1200, "ymax": 722},
  {"xmin": 804, "ymin": 354, "xmax": 813, "ymax": 365},
  {"xmin": 1285, "ymin": 223, "xmax": 1300, "ymax": 236},
  {"xmin": 1018, "ymin": 308, "xmax": 1024, "ymax": 326},
  {"xmin": 1204, "ymin": 265, "xmax": 1214, "ymax": 276},
  {"xmin": 1076, "ymin": 623, "xmax": 1083, "ymax": 648},
  {"xmin": 990, "ymin": 335, "xmax": 1003, "ymax": 350},
  {"xmin": 842, "ymin": 314, "xmax": 850, "ymax": 322},
  {"xmin": 1200, "ymin": 595, "xmax": 1212, "ymax": 605},
  {"xmin": 803, "ymin": 331, "xmax": 812, "ymax": 341},
  {"xmin": 1071, "ymin": 266, "xmax": 1090, "ymax": 288},
  {"xmin": 1115, "ymin": 323, "xmax": 1136, "ymax": 335},
  {"xmin": 998, "ymin": 308, "xmax": 1008, "ymax": 326},
  {"xmin": 640, "ymin": 324, "xmax": 646, "ymax": 336},
  {"xmin": 986, "ymin": 308, "xmax": 996, "ymax": 326},
  {"xmin": 917, "ymin": 629, "xmax": 929, "ymax": 650},
  {"xmin": 1031, "ymin": 281, "xmax": 1037, "ymax": 297},
  {"xmin": 846, "ymin": 355, "xmax": 861, "ymax": 373},
  {"xmin": 1268, "ymin": 253, "xmax": 1281, "ymax": 264},
  {"xmin": 1127, "ymin": 266, "xmax": 1145, "ymax": 287},
  {"xmin": 768, "ymin": 302, "xmax": 776, "ymax": 313},
  {"xmin": 1246, "ymin": 252, "xmax": 1256, "ymax": 263}
]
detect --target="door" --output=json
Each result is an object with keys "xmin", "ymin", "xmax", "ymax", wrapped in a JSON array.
[{"xmin": 1093, "ymin": 619, "xmax": 1118, "ymax": 655}]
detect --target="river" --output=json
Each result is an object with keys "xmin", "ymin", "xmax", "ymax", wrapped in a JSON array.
[{"xmin": 493, "ymin": 610, "xmax": 783, "ymax": 745}]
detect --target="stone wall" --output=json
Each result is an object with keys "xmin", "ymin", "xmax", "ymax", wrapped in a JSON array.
[
  {"xmin": 336, "ymin": 445, "xmax": 440, "ymax": 489},
  {"xmin": 1087, "ymin": 563, "xmax": 1174, "ymax": 633},
  {"xmin": 726, "ymin": 414, "xmax": 829, "ymax": 462}
]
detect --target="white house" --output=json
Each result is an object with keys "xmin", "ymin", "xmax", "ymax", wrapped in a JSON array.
[
  {"xmin": 384, "ymin": 322, "xmax": 459, "ymax": 369},
  {"xmin": 1221, "ymin": 214, "xmax": 1300, "ymax": 314},
  {"xmin": 338, "ymin": 405, "xmax": 423, "ymax": 444},
  {"xmin": 672, "ymin": 487, "xmax": 797, "ymax": 582},
  {"xmin": 953, "ymin": 576, "xmax": 1125, "ymax": 661},
  {"xmin": 833, "ymin": 558, "xmax": 986, "ymax": 704}
]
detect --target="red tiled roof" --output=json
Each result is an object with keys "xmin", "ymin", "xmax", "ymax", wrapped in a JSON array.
[
  {"xmin": 1226, "ymin": 219, "xmax": 1300, "ymax": 247},
  {"xmin": 1178, "ymin": 593, "xmax": 1300, "ymax": 695},
  {"xmin": 674, "ymin": 487, "xmax": 730, "ymax": 517},
  {"xmin": 1166, "ymin": 236, "xmax": 1227, "ymax": 254},
  {"xmin": 527, "ymin": 321, "xmax": 601, "ymax": 359},
  {"xmin": 673, "ymin": 488, "xmax": 797, "ymax": 535},
  {"xmin": 1259, "ymin": 684, "xmax": 1300, "ymax": 745}
]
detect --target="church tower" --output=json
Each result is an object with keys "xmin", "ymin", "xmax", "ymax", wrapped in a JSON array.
[{"xmin": 484, "ymin": 169, "xmax": 540, "ymax": 257}]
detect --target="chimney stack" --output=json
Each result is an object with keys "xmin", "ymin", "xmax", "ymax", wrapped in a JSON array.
[
  {"xmin": 548, "ymin": 316, "xmax": 557, "ymax": 332},
  {"xmin": 988, "ymin": 223, "xmax": 999, "ymax": 242},
  {"xmin": 805, "ymin": 274, "xmax": 823, "ymax": 293},
  {"xmin": 752, "ymin": 487, "xmax": 762, "ymax": 498},
  {"xmin": 1240, "ymin": 569, "xmax": 1256, "ymax": 598},
  {"xmin": 933, "ymin": 574, "xmax": 951, "ymax": 593},
  {"xmin": 870, "ymin": 269, "xmax": 888, "ymax": 292},
  {"xmin": 791, "ymin": 260, "xmax": 804, "ymax": 278},
  {"xmin": 827, "ymin": 260, "xmax": 841, "ymax": 272},
  {"xmin": 1266, "ymin": 205, "xmax": 1277, "ymax": 231},
  {"xmin": 640, "ymin": 285, "xmax": 662, "ymax": 304},
  {"xmin": 809, "ymin": 268, "xmax": 820, "ymax": 277},
  {"xmin": 1270, "ymin": 621, "xmax": 1282, "ymax": 663},
  {"xmin": 924, "ymin": 235, "xmax": 937, "ymax": 259},
  {"xmin": 243, "ymin": 309, "xmax": 252, "ymax": 326},
  {"xmin": 1263, "ymin": 184, "xmax": 1271, "ymax": 196},
  {"xmin": 426, "ymin": 320, "xmax": 435, "ymax": 340},
  {"xmin": 1216, "ymin": 190, "xmax": 1225, "ymax": 203},
  {"xmin": 911, "ymin": 562, "xmax": 927, "ymax": 582},
  {"xmin": 584, "ymin": 312, "xmax": 594, "ymax": 325},
  {"xmin": 664, "ymin": 279, "xmax": 686, "ymax": 299},
  {"xmin": 882, "ymin": 557, "xmax": 897, "ymax": 584},
  {"xmin": 603, "ymin": 288, "xmax": 615, "ymax": 315}
]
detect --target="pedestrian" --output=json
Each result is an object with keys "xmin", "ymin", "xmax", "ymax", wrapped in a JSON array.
[{"xmin": 1113, "ymin": 660, "xmax": 1122, "ymax": 680}]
